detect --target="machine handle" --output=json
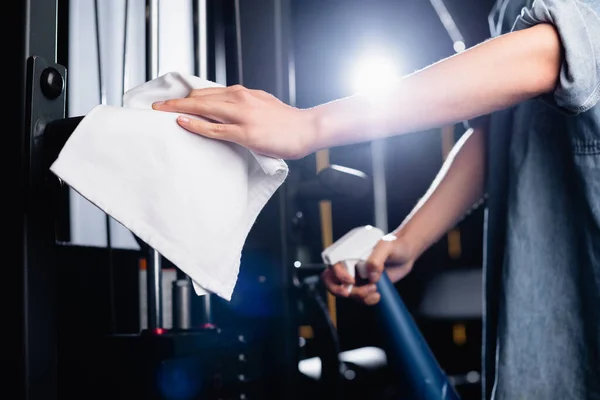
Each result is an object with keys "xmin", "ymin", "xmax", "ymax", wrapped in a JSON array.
[{"xmin": 375, "ymin": 273, "xmax": 461, "ymax": 400}]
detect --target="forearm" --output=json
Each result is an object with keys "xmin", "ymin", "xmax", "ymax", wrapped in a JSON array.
[
  {"xmin": 394, "ymin": 126, "xmax": 486, "ymax": 257},
  {"xmin": 307, "ymin": 23, "xmax": 561, "ymax": 151}
]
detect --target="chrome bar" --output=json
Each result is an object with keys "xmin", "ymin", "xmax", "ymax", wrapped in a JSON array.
[{"xmin": 145, "ymin": 0, "xmax": 163, "ymax": 330}]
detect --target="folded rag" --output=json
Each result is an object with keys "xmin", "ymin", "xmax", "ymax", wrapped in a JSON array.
[{"xmin": 50, "ymin": 72, "xmax": 289, "ymax": 301}]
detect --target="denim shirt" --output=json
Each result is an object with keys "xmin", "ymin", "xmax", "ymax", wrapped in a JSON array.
[{"xmin": 484, "ymin": 1, "xmax": 600, "ymax": 399}]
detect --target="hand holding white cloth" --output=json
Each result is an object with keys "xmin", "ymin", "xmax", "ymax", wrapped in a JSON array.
[{"xmin": 50, "ymin": 72, "xmax": 289, "ymax": 301}]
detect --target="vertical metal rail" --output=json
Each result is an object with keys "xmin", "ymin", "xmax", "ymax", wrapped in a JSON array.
[
  {"xmin": 196, "ymin": 0, "xmax": 208, "ymax": 80},
  {"xmin": 19, "ymin": 0, "xmax": 63, "ymax": 398},
  {"xmin": 93, "ymin": 0, "xmax": 118, "ymax": 334},
  {"xmin": 371, "ymin": 140, "xmax": 389, "ymax": 233},
  {"xmin": 273, "ymin": 0, "xmax": 298, "ymax": 397},
  {"xmin": 122, "ymin": 0, "xmax": 130, "ymax": 100},
  {"xmin": 213, "ymin": 0, "xmax": 227, "ymax": 85},
  {"xmin": 145, "ymin": 0, "xmax": 163, "ymax": 331},
  {"xmin": 428, "ymin": 0, "xmax": 466, "ymax": 52},
  {"xmin": 189, "ymin": 0, "xmax": 212, "ymax": 327}
]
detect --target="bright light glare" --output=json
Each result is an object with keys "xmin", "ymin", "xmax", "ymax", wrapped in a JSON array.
[{"xmin": 350, "ymin": 55, "xmax": 399, "ymax": 94}]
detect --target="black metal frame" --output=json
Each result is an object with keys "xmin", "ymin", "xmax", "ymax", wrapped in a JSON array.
[
  {"xmin": 15, "ymin": 1, "xmax": 65, "ymax": 399},
  {"xmin": 12, "ymin": 1, "xmax": 301, "ymax": 399}
]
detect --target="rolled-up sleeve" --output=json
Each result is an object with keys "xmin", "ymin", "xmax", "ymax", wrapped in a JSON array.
[{"xmin": 511, "ymin": 0, "xmax": 600, "ymax": 114}]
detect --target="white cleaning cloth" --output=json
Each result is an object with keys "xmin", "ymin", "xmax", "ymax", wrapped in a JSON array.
[{"xmin": 50, "ymin": 72, "xmax": 289, "ymax": 301}]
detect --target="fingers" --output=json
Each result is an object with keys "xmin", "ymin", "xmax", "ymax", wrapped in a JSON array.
[
  {"xmin": 188, "ymin": 87, "xmax": 232, "ymax": 97},
  {"xmin": 187, "ymin": 92, "xmax": 238, "ymax": 105},
  {"xmin": 323, "ymin": 268, "xmax": 381, "ymax": 305},
  {"xmin": 349, "ymin": 283, "xmax": 379, "ymax": 304},
  {"xmin": 331, "ymin": 263, "xmax": 355, "ymax": 285},
  {"xmin": 322, "ymin": 263, "xmax": 356, "ymax": 298},
  {"xmin": 322, "ymin": 268, "xmax": 351, "ymax": 298},
  {"xmin": 364, "ymin": 292, "xmax": 381, "ymax": 306},
  {"xmin": 188, "ymin": 85, "xmax": 273, "ymax": 102},
  {"xmin": 176, "ymin": 116, "xmax": 241, "ymax": 143},
  {"xmin": 153, "ymin": 97, "xmax": 236, "ymax": 123},
  {"xmin": 187, "ymin": 84, "xmax": 245, "ymax": 98}
]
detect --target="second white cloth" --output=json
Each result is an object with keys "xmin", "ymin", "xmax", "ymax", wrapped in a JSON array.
[{"xmin": 50, "ymin": 72, "xmax": 289, "ymax": 300}]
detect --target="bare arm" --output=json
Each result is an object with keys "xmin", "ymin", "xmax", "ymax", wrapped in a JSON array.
[
  {"xmin": 325, "ymin": 124, "xmax": 487, "ymax": 297},
  {"xmin": 308, "ymin": 23, "xmax": 560, "ymax": 152},
  {"xmin": 152, "ymin": 23, "xmax": 560, "ymax": 160},
  {"xmin": 394, "ymin": 125, "xmax": 487, "ymax": 260}
]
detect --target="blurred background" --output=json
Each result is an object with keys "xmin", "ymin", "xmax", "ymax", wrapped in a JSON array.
[
  {"xmin": 14, "ymin": 0, "xmax": 499, "ymax": 399},
  {"xmin": 290, "ymin": 1, "xmax": 493, "ymax": 399}
]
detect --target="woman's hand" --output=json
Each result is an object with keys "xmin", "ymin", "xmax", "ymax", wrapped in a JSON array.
[
  {"xmin": 152, "ymin": 85, "xmax": 316, "ymax": 160},
  {"xmin": 322, "ymin": 233, "xmax": 419, "ymax": 306}
]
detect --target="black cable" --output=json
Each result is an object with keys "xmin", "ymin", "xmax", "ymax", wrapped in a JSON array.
[{"xmin": 94, "ymin": 0, "xmax": 117, "ymax": 334}]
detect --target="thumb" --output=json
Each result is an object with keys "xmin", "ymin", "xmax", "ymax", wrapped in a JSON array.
[{"xmin": 364, "ymin": 241, "xmax": 392, "ymax": 283}]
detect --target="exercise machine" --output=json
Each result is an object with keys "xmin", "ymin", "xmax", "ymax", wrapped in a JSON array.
[
  {"xmin": 322, "ymin": 226, "xmax": 461, "ymax": 400},
  {"xmin": 14, "ymin": 0, "xmax": 299, "ymax": 399}
]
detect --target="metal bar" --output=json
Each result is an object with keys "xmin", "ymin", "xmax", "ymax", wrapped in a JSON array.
[
  {"xmin": 93, "ymin": 0, "xmax": 107, "ymax": 106},
  {"xmin": 213, "ymin": 0, "xmax": 227, "ymax": 85},
  {"xmin": 23, "ymin": 58, "xmax": 67, "ymax": 400},
  {"xmin": 273, "ymin": 1, "xmax": 297, "ymax": 397},
  {"xmin": 273, "ymin": 0, "xmax": 284, "ymax": 100},
  {"xmin": 146, "ymin": 0, "xmax": 159, "ymax": 80},
  {"xmin": 20, "ymin": 0, "xmax": 61, "ymax": 398},
  {"xmin": 197, "ymin": 0, "xmax": 208, "ymax": 79},
  {"xmin": 428, "ymin": 0, "xmax": 466, "ymax": 52},
  {"xmin": 92, "ymin": 0, "xmax": 118, "ymax": 333},
  {"xmin": 25, "ymin": 0, "xmax": 58, "ymax": 62},
  {"xmin": 371, "ymin": 140, "xmax": 389, "ymax": 233},
  {"xmin": 122, "ymin": 0, "xmax": 130, "ymax": 99},
  {"xmin": 147, "ymin": 245, "xmax": 163, "ymax": 330},
  {"xmin": 145, "ymin": 0, "xmax": 163, "ymax": 330},
  {"xmin": 234, "ymin": 0, "xmax": 243, "ymax": 84},
  {"xmin": 201, "ymin": 291, "xmax": 213, "ymax": 324},
  {"xmin": 375, "ymin": 273, "xmax": 461, "ymax": 400},
  {"xmin": 172, "ymin": 278, "xmax": 192, "ymax": 329},
  {"xmin": 191, "ymin": 0, "xmax": 212, "ymax": 326}
]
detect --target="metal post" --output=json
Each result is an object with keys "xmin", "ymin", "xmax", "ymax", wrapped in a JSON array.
[
  {"xmin": 145, "ymin": 0, "xmax": 163, "ymax": 330},
  {"xmin": 172, "ymin": 278, "xmax": 192, "ymax": 329},
  {"xmin": 190, "ymin": 0, "xmax": 213, "ymax": 326},
  {"xmin": 273, "ymin": 0, "xmax": 297, "ymax": 397},
  {"xmin": 17, "ymin": 0, "xmax": 63, "ymax": 399},
  {"xmin": 428, "ymin": 0, "xmax": 466, "ymax": 53},
  {"xmin": 146, "ymin": 245, "xmax": 163, "ymax": 330},
  {"xmin": 213, "ymin": 0, "xmax": 227, "ymax": 85},
  {"xmin": 196, "ymin": 0, "xmax": 208, "ymax": 80},
  {"xmin": 371, "ymin": 139, "xmax": 389, "ymax": 232},
  {"xmin": 146, "ymin": 0, "xmax": 159, "ymax": 80},
  {"xmin": 201, "ymin": 291, "xmax": 213, "ymax": 324}
]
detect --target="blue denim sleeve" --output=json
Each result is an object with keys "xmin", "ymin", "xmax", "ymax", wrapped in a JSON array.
[{"xmin": 511, "ymin": 0, "xmax": 600, "ymax": 114}]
